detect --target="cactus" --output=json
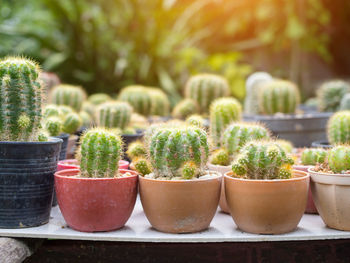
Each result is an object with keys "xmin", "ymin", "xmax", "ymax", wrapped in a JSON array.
[
  {"xmin": 231, "ymin": 140, "xmax": 294, "ymax": 180},
  {"xmin": 209, "ymin": 98, "xmax": 242, "ymax": 147},
  {"xmin": 304, "ymin": 97, "xmax": 319, "ymax": 109},
  {"xmin": 57, "ymin": 105, "xmax": 74, "ymax": 117},
  {"xmin": 79, "ymin": 111, "xmax": 92, "ymax": 127},
  {"xmin": 149, "ymin": 126, "xmax": 210, "ymax": 178},
  {"xmin": 43, "ymin": 104, "xmax": 60, "ymax": 118},
  {"xmin": 88, "ymin": 93, "xmax": 111, "ymax": 105},
  {"xmin": 135, "ymin": 158, "xmax": 152, "ymax": 176},
  {"xmin": 184, "ymin": 74, "xmax": 230, "ymax": 114},
  {"xmin": 181, "ymin": 161, "xmax": 199, "ymax": 179},
  {"xmin": 339, "ymin": 94, "xmax": 350, "ymax": 111},
  {"xmin": 37, "ymin": 130, "xmax": 49, "ymax": 142},
  {"xmin": 49, "ymin": 84, "xmax": 87, "ymax": 112},
  {"xmin": 318, "ymin": 80, "xmax": 350, "ymax": 112},
  {"xmin": 258, "ymin": 80, "xmax": 300, "ymax": 115},
  {"xmin": 0, "ymin": 57, "xmax": 43, "ymax": 141},
  {"xmin": 328, "ymin": 145, "xmax": 350, "ymax": 173},
  {"xmin": 148, "ymin": 88, "xmax": 170, "ymax": 116},
  {"xmin": 275, "ymin": 139, "xmax": 293, "ymax": 153},
  {"xmin": 301, "ymin": 148, "xmax": 327, "ymax": 165},
  {"xmin": 210, "ymin": 148, "xmax": 230, "ymax": 166},
  {"xmin": 82, "ymin": 101, "xmax": 95, "ymax": 117},
  {"xmin": 96, "ymin": 101, "xmax": 132, "ymax": 130},
  {"xmin": 127, "ymin": 141, "xmax": 147, "ymax": 160},
  {"xmin": 172, "ymin": 99, "xmax": 199, "ymax": 119},
  {"xmin": 62, "ymin": 112, "xmax": 82, "ymax": 134},
  {"xmin": 118, "ymin": 86, "xmax": 152, "ymax": 116},
  {"xmin": 186, "ymin": 114, "xmax": 205, "ymax": 128},
  {"xmin": 327, "ymin": 111, "xmax": 350, "ymax": 145},
  {"xmin": 77, "ymin": 128, "xmax": 123, "ymax": 178},
  {"xmin": 44, "ymin": 117, "xmax": 62, "ymax": 136},
  {"xmin": 221, "ymin": 122, "xmax": 270, "ymax": 155}
]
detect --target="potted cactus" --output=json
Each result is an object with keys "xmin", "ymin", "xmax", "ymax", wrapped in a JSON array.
[
  {"xmin": 49, "ymin": 84, "xmax": 87, "ymax": 112},
  {"xmin": 0, "ymin": 57, "xmax": 62, "ymax": 228},
  {"xmin": 186, "ymin": 114, "xmax": 207, "ymax": 129},
  {"xmin": 172, "ymin": 98, "xmax": 199, "ymax": 120},
  {"xmin": 138, "ymin": 125, "xmax": 222, "ymax": 233},
  {"xmin": 224, "ymin": 140, "xmax": 309, "ymax": 234},
  {"xmin": 88, "ymin": 93, "xmax": 111, "ymax": 105},
  {"xmin": 126, "ymin": 141, "xmax": 147, "ymax": 170},
  {"xmin": 54, "ymin": 128, "xmax": 138, "ymax": 232},
  {"xmin": 317, "ymin": 80, "xmax": 350, "ymax": 112}
]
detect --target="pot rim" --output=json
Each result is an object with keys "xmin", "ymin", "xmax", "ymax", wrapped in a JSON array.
[
  {"xmin": 224, "ymin": 170, "xmax": 309, "ymax": 183},
  {"xmin": 308, "ymin": 167, "xmax": 350, "ymax": 178},
  {"xmin": 207, "ymin": 163, "xmax": 231, "ymax": 169},
  {"xmin": 293, "ymin": 164, "xmax": 313, "ymax": 169},
  {"xmin": 243, "ymin": 112, "xmax": 332, "ymax": 120},
  {"xmin": 55, "ymin": 168, "xmax": 138, "ymax": 181},
  {"xmin": 139, "ymin": 170, "xmax": 222, "ymax": 183},
  {"xmin": 0, "ymin": 137, "xmax": 63, "ymax": 145}
]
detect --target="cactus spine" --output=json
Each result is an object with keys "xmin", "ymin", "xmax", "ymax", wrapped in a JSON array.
[
  {"xmin": 301, "ymin": 148, "xmax": 327, "ymax": 165},
  {"xmin": 210, "ymin": 98, "xmax": 242, "ymax": 147},
  {"xmin": 258, "ymin": 80, "xmax": 300, "ymax": 115},
  {"xmin": 49, "ymin": 84, "xmax": 87, "ymax": 112},
  {"xmin": 77, "ymin": 128, "xmax": 123, "ymax": 178},
  {"xmin": 318, "ymin": 80, "xmax": 350, "ymax": 112},
  {"xmin": 0, "ymin": 57, "xmax": 43, "ymax": 141},
  {"xmin": 327, "ymin": 111, "xmax": 350, "ymax": 145},
  {"xmin": 97, "ymin": 101, "xmax": 132, "ymax": 130},
  {"xmin": 186, "ymin": 114, "xmax": 205, "ymax": 129},
  {"xmin": 231, "ymin": 140, "xmax": 294, "ymax": 180},
  {"xmin": 172, "ymin": 99, "xmax": 199, "ymax": 119},
  {"xmin": 88, "ymin": 93, "xmax": 111, "ymax": 105},
  {"xmin": 328, "ymin": 145, "xmax": 350, "ymax": 173},
  {"xmin": 135, "ymin": 158, "xmax": 152, "ymax": 176},
  {"xmin": 185, "ymin": 74, "xmax": 230, "ymax": 114},
  {"xmin": 275, "ymin": 139, "xmax": 293, "ymax": 153}
]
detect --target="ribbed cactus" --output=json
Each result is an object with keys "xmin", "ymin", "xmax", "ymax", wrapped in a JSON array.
[
  {"xmin": 49, "ymin": 84, "xmax": 87, "ymax": 112},
  {"xmin": 43, "ymin": 104, "xmax": 60, "ymax": 118},
  {"xmin": 79, "ymin": 111, "xmax": 92, "ymax": 127},
  {"xmin": 186, "ymin": 114, "xmax": 205, "ymax": 128},
  {"xmin": 210, "ymin": 148, "xmax": 230, "ymax": 166},
  {"xmin": 135, "ymin": 158, "xmax": 152, "ymax": 176},
  {"xmin": 62, "ymin": 112, "xmax": 82, "ymax": 134},
  {"xmin": 77, "ymin": 128, "xmax": 123, "ymax": 178},
  {"xmin": 318, "ymin": 80, "xmax": 350, "ymax": 112},
  {"xmin": 328, "ymin": 145, "xmax": 350, "ymax": 173},
  {"xmin": 82, "ymin": 101, "xmax": 95, "ymax": 117},
  {"xmin": 96, "ymin": 101, "xmax": 132, "ymax": 130},
  {"xmin": 231, "ymin": 140, "xmax": 294, "ymax": 180},
  {"xmin": 149, "ymin": 126, "xmax": 210, "ymax": 178},
  {"xmin": 57, "ymin": 105, "xmax": 74, "ymax": 117},
  {"xmin": 185, "ymin": 74, "xmax": 230, "ymax": 114},
  {"xmin": 301, "ymin": 148, "xmax": 327, "ymax": 165},
  {"xmin": 0, "ymin": 57, "xmax": 43, "ymax": 141},
  {"xmin": 258, "ymin": 80, "xmax": 300, "ymax": 115},
  {"xmin": 221, "ymin": 122, "xmax": 270, "ymax": 155},
  {"xmin": 118, "ymin": 86, "xmax": 152, "ymax": 116},
  {"xmin": 88, "ymin": 93, "xmax": 111, "ymax": 105},
  {"xmin": 172, "ymin": 99, "xmax": 199, "ymax": 119},
  {"xmin": 339, "ymin": 94, "xmax": 350, "ymax": 111},
  {"xmin": 127, "ymin": 141, "xmax": 147, "ymax": 160},
  {"xmin": 210, "ymin": 98, "xmax": 242, "ymax": 147},
  {"xmin": 327, "ymin": 111, "xmax": 350, "ymax": 145},
  {"xmin": 181, "ymin": 161, "xmax": 199, "ymax": 179},
  {"xmin": 148, "ymin": 88, "xmax": 170, "ymax": 116},
  {"xmin": 44, "ymin": 117, "xmax": 62, "ymax": 136},
  {"xmin": 275, "ymin": 139, "xmax": 293, "ymax": 153}
]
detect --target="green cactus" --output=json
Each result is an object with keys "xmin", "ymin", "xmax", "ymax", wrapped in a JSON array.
[
  {"xmin": 148, "ymin": 88, "xmax": 170, "ymax": 116},
  {"xmin": 327, "ymin": 111, "xmax": 350, "ymax": 145},
  {"xmin": 318, "ymin": 80, "xmax": 350, "ymax": 112},
  {"xmin": 184, "ymin": 74, "xmax": 230, "ymax": 114},
  {"xmin": 0, "ymin": 57, "xmax": 43, "ymax": 141},
  {"xmin": 181, "ymin": 161, "xmax": 199, "ymax": 179},
  {"xmin": 79, "ymin": 111, "xmax": 92, "ymax": 127},
  {"xmin": 221, "ymin": 122, "xmax": 270, "ymax": 155},
  {"xmin": 77, "ymin": 128, "xmax": 123, "ymax": 178},
  {"xmin": 339, "ymin": 94, "xmax": 350, "ymax": 111},
  {"xmin": 301, "ymin": 148, "xmax": 327, "ymax": 165},
  {"xmin": 172, "ymin": 99, "xmax": 199, "ymax": 119},
  {"xmin": 57, "ymin": 105, "xmax": 74, "ymax": 117},
  {"xmin": 304, "ymin": 97, "xmax": 319, "ymax": 109},
  {"xmin": 210, "ymin": 148, "xmax": 230, "ymax": 166},
  {"xmin": 135, "ymin": 158, "xmax": 152, "ymax": 176},
  {"xmin": 127, "ymin": 141, "xmax": 147, "ymax": 160},
  {"xmin": 62, "ymin": 112, "xmax": 82, "ymax": 134},
  {"xmin": 82, "ymin": 101, "xmax": 95, "ymax": 117},
  {"xmin": 275, "ymin": 139, "xmax": 293, "ymax": 153},
  {"xmin": 231, "ymin": 140, "xmax": 294, "ymax": 180},
  {"xmin": 88, "ymin": 93, "xmax": 111, "ymax": 105},
  {"xmin": 258, "ymin": 80, "xmax": 300, "ymax": 115},
  {"xmin": 43, "ymin": 104, "xmax": 60, "ymax": 118},
  {"xmin": 149, "ymin": 126, "xmax": 210, "ymax": 178},
  {"xmin": 186, "ymin": 114, "xmax": 205, "ymax": 129},
  {"xmin": 44, "ymin": 117, "xmax": 62, "ymax": 136},
  {"xmin": 209, "ymin": 97, "xmax": 242, "ymax": 147},
  {"xmin": 49, "ymin": 84, "xmax": 87, "ymax": 112},
  {"xmin": 118, "ymin": 86, "xmax": 152, "ymax": 116},
  {"xmin": 328, "ymin": 145, "xmax": 350, "ymax": 173},
  {"xmin": 37, "ymin": 130, "xmax": 49, "ymax": 142},
  {"xmin": 96, "ymin": 101, "xmax": 133, "ymax": 130}
]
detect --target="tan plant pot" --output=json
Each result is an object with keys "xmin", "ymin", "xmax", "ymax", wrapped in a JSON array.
[
  {"xmin": 308, "ymin": 168, "xmax": 350, "ymax": 231},
  {"xmin": 224, "ymin": 170, "xmax": 309, "ymax": 234},
  {"xmin": 207, "ymin": 163, "xmax": 231, "ymax": 214},
  {"xmin": 139, "ymin": 172, "xmax": 221, "ymax": 233}
]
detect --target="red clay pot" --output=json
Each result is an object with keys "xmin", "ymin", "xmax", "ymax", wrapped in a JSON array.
[
  {"xmin": 57, "ymin": 159, "xmax": 129, "ymax": 171},
  {"xmin": 55, "ymin": 169, "xmax": 138, "ymax": 232}
]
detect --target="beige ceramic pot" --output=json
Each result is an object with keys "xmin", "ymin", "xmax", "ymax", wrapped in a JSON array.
[
  {"xmin": 224, "ymin": 170, "xmax": 309, "ymax": 234},
  {"xmin": 139, "ymin": 172, "xmax": 221, "ymax": 233},
  {"xmin": 207, "ymin": 163, "xmax": 231, "ymax": 214},
  {"xmin": 308, "ymin": 168, "xmax": 350, "ymax": 231}
]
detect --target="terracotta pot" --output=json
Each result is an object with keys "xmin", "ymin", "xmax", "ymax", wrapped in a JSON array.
[
  {"xmin": 207, "ymin": 163, "xmax": 231, "ymax": 214},
  {"xmin": 139, "ymin": 172, "xmax": 222, "ymax": 233},
  {"xmin": 224, "ymin": 170, "xmax": 309, "ymax": 234},
  {"xmin": 293, "ymin": 164, "xmax": 318, "ymax": 214},
  {"xmin": 55, "ymin": 169, "xmax": 138, "ymax": 232},
  {"xmin": 308, "ymin": 168, "xmax": 350, "ymax": 231},
  {"xmin": 57, "ymin": 159, "xmax": 129, "ymax": 171}
]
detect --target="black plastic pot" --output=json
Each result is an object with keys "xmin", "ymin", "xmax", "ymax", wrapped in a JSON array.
[
  {"xmin": 122, "ymin": 130, "xmax": 144, "ymax": 162},
  {"xmin": 243, "ymin": 112, "xmax": 333, "ymax": 148},
  {"xmin": 311, "ymin": 141, "xmax": 332, "ymax": 149},
  {"xmin": 0, "ymin": 138, "xmax": 62, "ymax": 228},
  {"xmin": 55, "ymin": 133, "xmax": 69, "ymax": 161}
]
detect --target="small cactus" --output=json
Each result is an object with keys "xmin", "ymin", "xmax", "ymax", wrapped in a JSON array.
[
  {"xmin": 37, "ymin": 130, "xmax": 49, "ymax": 142},
  {"xmin": 301, "ymin": 148, "xmax": 327, "ymax": 165},
  {"xmin": 339, "ymin": 94, "xmax": 350, "ymax": 111},
  {"xmin": 96, "ymin": 101, "xmax": 132, "ymax": 130},
  {"xmin": 275, "ymin": 139, "xmax": 293, "ymax": 153},
  {"xmin": 57, "ymin": 105, "xmax": 74, "ymax": 117},
  {"xmin": 88, "ymin": 93, "xmax": 111, "ymax": 105},
  {"xmin": 44, "ymin": 117, "xmax": 62, "ymax": 136},
  {"xmin": 181, "ymin": 161, "xmax": 199, "ymax": 179},
  {"xmin": 184, "ymin": 74, "xmax": 230, "ymax": 114},
  {"xmin": 77, "ymin": 128, "xmax": 123, "ymax": 178},
  {"xmin": 210, "ymin": 148, "xmax": 230, "ymax": 166},
  {"xmin": 43, "ymin": 104, "xmax": 60, "ymax": 118},
  {"xmin": 231, "ymin": 140, "xmax": 294, "ymax": 180},
  {"xmin": 186, "ymin": 114, "xmax": 205, "ymax": 128},
  {"xmin": 172, "ymin": 99, "xmax": 199, "ymax": 119},
  {"xmin": 148, "ymin": 88, "xmax": 170, "ymax": 116},
  {"xmin": 126, "ymin": 141, "xmax": 147, "ymax": 160},
  {"xmin": 49, "ymin": 84, "xmax": 87, "ymax": 112},
  {"xmin": 209, "ymin": 97, "xmax": 242, "ymax": 147},
  {"xmin": 134, "ymin": 158, "xmax": 153, "ymax": 176},
  {"xmin": 79, "ymin": 111, "xmax": 92, "ymax": 127},
  {"xmin": 62, "ymin": 112, "xmax": 82, "ymax": 134},
  {"xmin": 82, "ymin": 101, "xmax": 95, "ymax": 117},
  {"xmin": 328, "ymin": 145, "xmax": 350, "ymax": 173},
  {"xmin": 118, "ymin": 86, "xmax": 152, "ymax": 116},
  {"xmin": 327, "ymin": 111, "xmax": 350, "ymax": 145},
  {"xmin": 258, "ymin": 80, "xmax": 300, "ymax": 115},
  {"xmin": 318, "ymin": 80, "xmax": 350, "ymax": 112}
]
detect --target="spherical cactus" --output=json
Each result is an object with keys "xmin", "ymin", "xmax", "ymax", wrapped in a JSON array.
[
  {"xmin": 96, "ymin": 101, "xmax": 132, "ymax": 130},
  {"xmin": 0, "ymin": 57, "xmax": 43, "ymax": 141},
  {"xmin": 181, "ymin": 161, "xmax": 199, "ymax": 179},
  {"xmin": 82, "ymin": 101, "xmax": 95, "ymax": 117},
  {"xmin": 134, "ymin": 158, "xmax": 152, "ymax": 176},
  {"xmin": 49, "ymin": 84, "xmax": 87, "ymax": 112},
  {"xmin": 88, "ymin": 93, "xmax": 111, "ymax": 105},
  {"xmin": 118, "ymin": 85, "xmax": 152, "ymax": 116},
  {"xmin": 77, "ymin": 128, "xmax": 123, "ymax": 178},
  {"xmin": 62, "ymin": 112, "xmax": 82, "ymax": 134},
  {"xmin": 79, "ymin": 111, "xmax": 92, "ymax": 127},
  {"xmin": 258, "ymin": 80, "xmax": 300, "ymax": 115},
  {"xmin": 149, "ymin": 126, "xmax": 210, "ymax": 178},
  {"xmin": 327, "ymin": 111, "xmax": 350, "ymax": 145},
  {"xmin": 209, "ymin": 98, "xmax": 242, "ymax": 147},
  {"xmin": 37, "ymin": 130, "xmax": 49, "ymax": 142},
  {"xmin": 57, "ymin": 105, "xmax": 74, "ymax": 117},
  {"xmin": 184, "ymin": 74, "xmax": 230, "ymax": 114},
  {"xmin": 231, "ymin": 140, "xmax": 294, "ymax": 180},
  {"xmin": 127, "ymin": 141, "xmax": 147, "ymax": 160},
  {"xmin": 275, "ymin": 139, "xmax": 293, "ymax": 153},
  {"xmin": 43, "ymin": 104, "xmax": 60, "ymax": 118},
  {"xmin": 186, "ymin": 114, "xmax": 205, "ymax": 129},
  {"xmin": 210, "ymin": 148, "xmax": 230, "ymax": 166},
  {"xmin": 172, "ymin": 99, "xmax": 199, "ymax": 119},
  {"xmin": 328, "ymin": 145, "xmax": 350, "ymax": 173},
  {"xmin": 148, "ymin": 88, "xmax": 170, "ymax": 116},
  {"xmin": 339, "ymin": 94, "xmax": 350, "ymax": 111},
  {"xmin": 301, "ymin": 148, "xmax": 327, "ymax": 165},
  {"xmin": 44, "ymin": 117, "xmax": 62, "ymax": 136},
  {"xmin": 221, "ymin": 122, "xmax": 270, "ymax": 155},
  {"xmin": 318, "ymin": 80, "xmax": 350, "ymax": 112}
]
